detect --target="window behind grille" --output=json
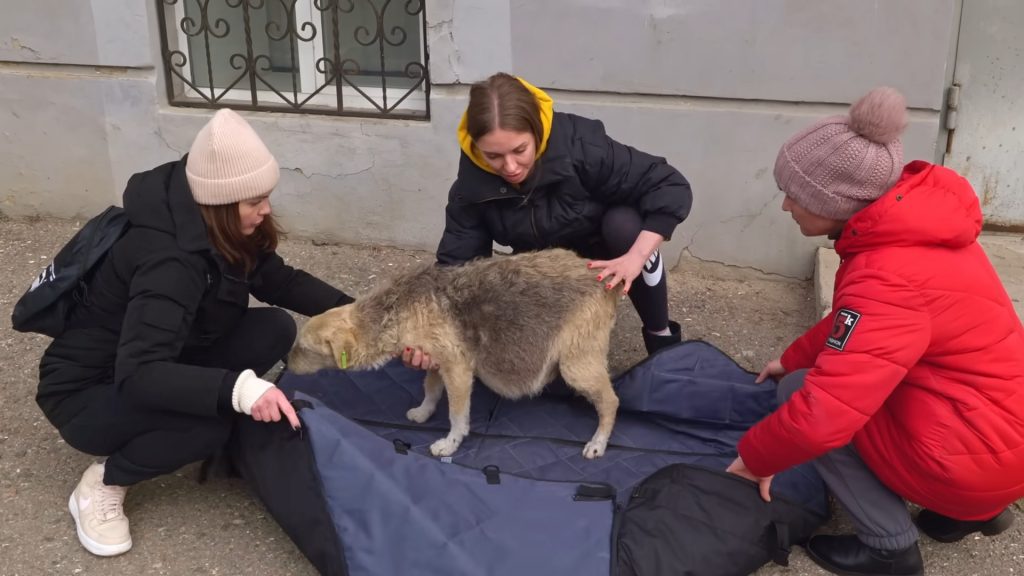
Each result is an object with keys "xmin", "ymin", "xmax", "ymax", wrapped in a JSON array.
[{"xmin": 156, "ymin": 0, "xmax": 429, "ymax": 119}]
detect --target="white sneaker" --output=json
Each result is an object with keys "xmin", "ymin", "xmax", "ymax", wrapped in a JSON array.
[{"xmin": 68, "ymin": 461, "xmax": 132, "ymax": 556}]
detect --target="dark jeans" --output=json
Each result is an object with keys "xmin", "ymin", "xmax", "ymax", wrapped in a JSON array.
[
  {"xmin": 585, "ymin": 206, "xmax": 670, "ymax": 332},
  {"xmin": 57, "ymin": 307, "xmax": 296, "ymax": 486}
]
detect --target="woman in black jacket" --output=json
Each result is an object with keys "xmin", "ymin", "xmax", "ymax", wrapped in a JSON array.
[
  {"xmin": 38, "ymin": 109, "xmax": 353, "ymax": 557},
  {"xmin": 435, "ymin": 73, "xmax": 693, "ymax": 355}
]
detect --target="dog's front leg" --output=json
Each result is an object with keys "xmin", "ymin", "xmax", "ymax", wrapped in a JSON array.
[
  {"xmin": 406, "ymin": 371, "xmax": 443, "ymax": 423},
  {"xmin": 429, "ymin": 365, "xmax": 473, "ymax": 458}
]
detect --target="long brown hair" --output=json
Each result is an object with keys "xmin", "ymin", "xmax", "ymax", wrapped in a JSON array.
[
  {"xmin": 465, "ymin": 72, "xmax": 543, "ymax": 149},
  {"xmin": 198, "ymin": 203, "xmax": 282, "ymax": 275}
]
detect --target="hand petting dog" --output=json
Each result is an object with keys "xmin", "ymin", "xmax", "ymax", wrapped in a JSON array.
[
  {"xmin": 402, "ymin": 347, "xmax": 439, "ymax": 371},
  {"xmin": 588, "ymin": 230, "xmax": 665, "ymax": 295}
]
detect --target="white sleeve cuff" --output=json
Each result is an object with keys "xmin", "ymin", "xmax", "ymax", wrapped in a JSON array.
[{"xmin": 232, "ymin": 369, "xmax": 274, "ymax": 415}]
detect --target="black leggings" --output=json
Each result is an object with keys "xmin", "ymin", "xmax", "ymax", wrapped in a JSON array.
[
  {"xmin": 57, "ymin": 307, "xmax": 296, "ymax": 486},
  {"xmin": 586, "ymin": 206, "xmax": 670, "ymax": 332}
]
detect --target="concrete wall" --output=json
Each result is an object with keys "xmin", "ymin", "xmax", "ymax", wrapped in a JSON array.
[
  {"xmin": 0, "ymin": 0, "xmax": 959, "ymax": 278},
  {"xmin": 0, "ymin": 0, "xmax": 150, "ymax": 67}
]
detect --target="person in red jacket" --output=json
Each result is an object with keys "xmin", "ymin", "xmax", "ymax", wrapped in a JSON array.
[{"xmin": 727, "ymin": 87, "xmax": 1024, "ymax": 576}]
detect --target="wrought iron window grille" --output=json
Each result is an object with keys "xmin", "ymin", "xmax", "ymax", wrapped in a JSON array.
[{"xmin": 156, "ymin": 0, "xmax": 430, "ymax": 119}]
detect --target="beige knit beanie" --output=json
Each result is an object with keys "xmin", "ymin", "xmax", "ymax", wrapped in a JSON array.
[
  {"xmin": 185, "ymin": 109, "xmax": 280, "ymax": 205},
  {"xmin": 774, "ymin": 87, "xmax": 908, "ymax": 220}
]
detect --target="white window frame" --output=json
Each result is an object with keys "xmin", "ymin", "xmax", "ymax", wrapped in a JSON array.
[{"xmin": 170, "ymin": 0, "xmax": 426, "ymax": 115}]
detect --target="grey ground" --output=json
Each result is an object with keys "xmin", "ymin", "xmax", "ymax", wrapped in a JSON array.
[{"xmin": 0, "ymin": 216, "xmax": 1020, "ymax": 575}]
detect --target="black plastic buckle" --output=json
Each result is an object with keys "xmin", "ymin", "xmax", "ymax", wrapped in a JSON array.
[
  {"xmin": 574, "ymin": 483, "xmax": 615, "ymax": 502},
  {"xmin": 482, "ymin": 465, "xmax": 501, "ymax": 485},
  {"xmin": 393, "ymin": 439, "xmax": 411, "ymax": 455}
]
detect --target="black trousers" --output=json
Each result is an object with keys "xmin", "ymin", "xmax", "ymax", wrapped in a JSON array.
[
  {"xmin": 57, "ymin": 307, "xmax": 296, "ymax": 486},
  {"xmin": 584, "ymin": 206, "xmax": 670, "ymax": 332}
]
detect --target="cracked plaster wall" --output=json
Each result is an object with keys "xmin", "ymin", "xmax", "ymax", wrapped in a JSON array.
[
  {"xmin": 1, "ymin": 0, "xmax": 955, "ymax": 277},
  {"xmin": 0, "ymin": 0, "xmax": 150, "ymax": 66}
]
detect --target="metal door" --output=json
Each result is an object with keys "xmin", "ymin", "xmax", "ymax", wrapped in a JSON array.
[{"xmin": 944, "ymin": 0, "xmax": 1024, "ymax": 229}]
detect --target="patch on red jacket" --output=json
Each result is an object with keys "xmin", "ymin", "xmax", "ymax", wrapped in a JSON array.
[{"xmin": 826, "ymin": 308, "xmax": 861, "ymax": 351}]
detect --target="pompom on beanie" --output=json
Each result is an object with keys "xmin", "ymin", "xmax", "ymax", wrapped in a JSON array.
[
  {"xmin": 774, "ymin": 87, "xmax": 908, "ymax": 220},
  {"xmin": 186, "ymin": 109, "xmax": 280, "ymax": 206}
]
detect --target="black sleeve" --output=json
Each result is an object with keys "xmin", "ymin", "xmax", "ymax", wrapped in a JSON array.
[
  {"xmin": 250, "ymin": 252, "xmax": 354, "ymax": 317},
  {"xmin": 575, "ymin": 117, "xmax": 693, "ymax": 240},
  {"xmin": 217, "ymin": 370, "xmax": 240, "ymax": 414},
  {"xmin": 115, "ymin": 252, "xmax": 230, "ymax": 417},
  {"xmin": 435, "ymin": 183, "xmax": 493, "ymax": 266}
]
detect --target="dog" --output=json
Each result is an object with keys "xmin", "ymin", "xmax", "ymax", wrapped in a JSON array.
[{"xmin": 287, "ymin": 248, "xmax": 621, "ymax": 459}]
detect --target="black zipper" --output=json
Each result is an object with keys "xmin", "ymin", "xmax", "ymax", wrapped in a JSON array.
[{"xmin": 529, "ymin": 203, "xmax": 541, "ymax": 245}]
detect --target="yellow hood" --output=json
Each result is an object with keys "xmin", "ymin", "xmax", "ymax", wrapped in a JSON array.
[{"xmin": 457, "ymin": 77, "xmax": 553, "ymax": 175}]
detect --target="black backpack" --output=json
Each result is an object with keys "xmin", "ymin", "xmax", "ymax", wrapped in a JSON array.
[
  {"xmin": 11, "ymin": 206, "xmax": 130, "ymax": 337},
  {"xmin": 616, "ymin": 463, "xmax": 829, "ymax": 576}
]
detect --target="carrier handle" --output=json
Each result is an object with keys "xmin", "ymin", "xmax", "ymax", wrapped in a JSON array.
[
  {"xmin": 574, "ymin": 483, "xmax": 616, "ymax": 502},
  {"xmin": 482, "ymin": 465, "xmax": 501, "ymax": 485}
]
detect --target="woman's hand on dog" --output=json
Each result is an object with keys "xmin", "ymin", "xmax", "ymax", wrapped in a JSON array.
[
  {"xmin": 588, "ymin": 251, "xmax": 647, "ymax": 295},
  {"xmin": 251, "ymin": 387, "xmax": 301, "ymax": 429},
  {"xmin": 727, "ymin": 456, "xmax": 774, "ymax": 502},
  {"xmin": 402, "ymin": 347, "xmax": 439, "ymax": 371},
  {"xmin": 588, "ymin": 230, "xmax": 665, "ymax": 295}
]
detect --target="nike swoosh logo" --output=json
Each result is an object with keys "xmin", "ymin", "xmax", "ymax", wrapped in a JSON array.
[
  {"xmin": 641, "ymin": 251, "xmax": 664, "ymax": 287},
  {"xmin": 79, "ymin": 496, "xmax": 92, "ymax": 511}
]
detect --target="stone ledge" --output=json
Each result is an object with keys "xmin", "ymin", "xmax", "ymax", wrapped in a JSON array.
[{"xmin": 814, "ymin": 247, "xmax": 839, "ymax": 319}]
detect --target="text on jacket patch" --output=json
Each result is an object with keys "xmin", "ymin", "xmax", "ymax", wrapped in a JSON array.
[{"xmin": 826, "ymin": 308, "xmax": 861, "ymax": 351}]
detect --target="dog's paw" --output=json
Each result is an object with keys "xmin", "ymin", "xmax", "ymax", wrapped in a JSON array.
[
  {"xmin": 582, "ymin": 437, "xmax": 608, "ymax": 459},
  {"xmin": 430, "ymin": 436, "xmax": 461, "ymax": 457},
  {"xmin": 406, "ymin": 406, "xmax": 434, "ymax": 424}
]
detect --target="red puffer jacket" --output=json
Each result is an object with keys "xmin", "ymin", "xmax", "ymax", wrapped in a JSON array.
[{"xmin": 739, "ymin": 161, "xmax": 1024, "ymax": 521}]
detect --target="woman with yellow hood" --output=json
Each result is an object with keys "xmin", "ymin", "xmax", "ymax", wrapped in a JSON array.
[{"xmin": 435, "ymin": 73, "xmax": 693, "ymax": 355}]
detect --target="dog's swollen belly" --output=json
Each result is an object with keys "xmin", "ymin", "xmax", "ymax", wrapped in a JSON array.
[
  {"xmin": 416, "ymin": 320, "xmax": 619, "ymax": 460},
  {"xmin": 475, "ymin": 361, "xmax": 561, "ymax": 400}
]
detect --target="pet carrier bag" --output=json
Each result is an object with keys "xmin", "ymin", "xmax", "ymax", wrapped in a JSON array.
[{"xmin": 232, "ymin": 341, "xmax": 830, "ymax": 576}]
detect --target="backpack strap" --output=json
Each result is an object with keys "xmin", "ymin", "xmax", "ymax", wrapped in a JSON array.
[{"xmin": 768, "ymin": 521, "xmax": 792, "ymax": 566}]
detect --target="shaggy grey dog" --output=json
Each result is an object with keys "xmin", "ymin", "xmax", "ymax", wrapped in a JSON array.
[{"xmin": 288, "ymin": 248, "xmax": 622, "ymax": 459}]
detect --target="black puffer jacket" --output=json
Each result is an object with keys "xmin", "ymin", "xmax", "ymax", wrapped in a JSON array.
[
  {"xmin": 38, "ymin": 159, "xmax": 351, "ymax": 425},
  {"xmin": 436, "ymin": 112, "xmax": 692, "ymax": 264}
]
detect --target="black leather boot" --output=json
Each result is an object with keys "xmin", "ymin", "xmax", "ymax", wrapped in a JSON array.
[
  {"xmin": 806, "ymin": 535, "xmax": 923, "ymax": 576},
  {"xmin": 642, "ymin": 321, "xmax": 681, "ymax": 355},
  {"xmin": 915, "ymin": 508, "xmax": 1014, "ymax": 543}
]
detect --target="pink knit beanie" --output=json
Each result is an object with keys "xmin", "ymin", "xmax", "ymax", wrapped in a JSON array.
[
  {"xmin": 774, "ymin": 87, "xmax": 908, "ymax": 220},
  {"xmin": 185, "ymin": 109, "xmax": 280, "ymax": 206}
]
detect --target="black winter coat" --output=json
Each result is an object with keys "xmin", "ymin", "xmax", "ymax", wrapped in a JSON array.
[
  {"xmin": 37, "ymin": 159, "xmax": 351, "ymax": 426},
  {"xmin": 436, "ymin": 112, "xmax": 692, "ymax": 264}
]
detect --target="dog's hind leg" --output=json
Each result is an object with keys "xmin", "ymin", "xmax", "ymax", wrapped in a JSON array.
[
  {"xmin": 406, "ymin": 371, "xmax": 444, "ymax": 424},
  {"xmin": 560, "ymin": 351, "xmax": 619, "ymax": 460},
  {"xmin": 429, "ymin": 363, "xmax": 474, "ymax": 458}
]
